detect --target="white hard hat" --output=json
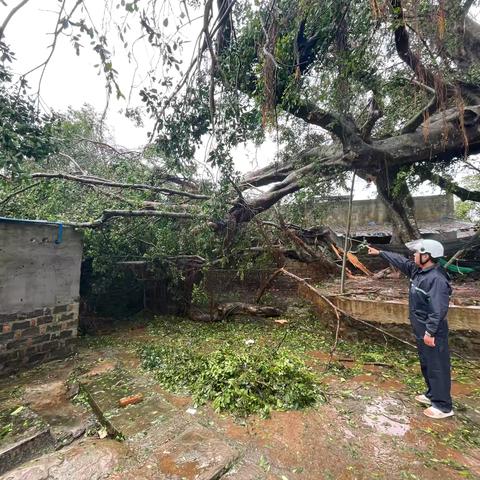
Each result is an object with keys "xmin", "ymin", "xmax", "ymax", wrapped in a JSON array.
[{"xmin": 405, "ymin": 239, "xmax": 444, "ymax": 258}]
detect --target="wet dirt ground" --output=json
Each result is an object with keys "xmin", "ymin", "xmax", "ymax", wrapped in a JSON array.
[{"xmin": 1, "ymin": 313, "xmax": 479, "ymax": 480}]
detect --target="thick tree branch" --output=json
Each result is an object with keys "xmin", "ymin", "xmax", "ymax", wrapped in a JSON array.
[
  {"xmin": 230, "ymin": 104, "xmax": 480, "ymax": 235},
  {"xmin": 374, "ymin": 105, "xmax": 480, "ymax": 169},
  {"xmin": 31, "ymin": 172, "xmax": 210, "ymax": 200},
  {"xmin": 240, "ymin": 103, "xmax": 480, "ymax": 213},
  {"xmin": 288, "ymin": 101, "xmax": 363, "ymax": 149},
  {"xmin": 418, "ymin": 170, "xmax": 480, "ymax": 202},
  {"xmin": 64, "ymin": 209, "xmax": 205, "ymax": 228}
]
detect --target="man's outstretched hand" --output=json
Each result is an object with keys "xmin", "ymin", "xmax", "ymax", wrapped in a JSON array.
[{"xmin": 367, "ymin": 246, "xmax": 381, "ymax": 256}]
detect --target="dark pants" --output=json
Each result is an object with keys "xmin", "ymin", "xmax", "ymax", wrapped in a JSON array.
[{"xmin": 416, "ymin": 335, "xmax": 452, "ymax": 412}]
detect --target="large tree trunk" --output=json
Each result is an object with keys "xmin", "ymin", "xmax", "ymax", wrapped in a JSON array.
[{"xmin": 375, "ymin": 172, "xmax": 421, "ymax": 243}]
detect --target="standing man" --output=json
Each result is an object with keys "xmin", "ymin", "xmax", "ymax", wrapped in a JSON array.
[{"xmin": 368, "ymin": 239, "xmax": 454, "ymax": 419}]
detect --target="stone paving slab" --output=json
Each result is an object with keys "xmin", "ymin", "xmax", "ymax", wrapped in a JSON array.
[
  {"xmin": 80, "ymin": 367, "xmax": 177, "ymax": 438},
  {"xmin": 0, "ymin": 406, "xmax": 53, "ymax": 476},
  {"xmin": 113, "ymin": 423, "xmax": 239, "ymax": 480},
  {"xmin": 0, "ymin": 438, "xmax": 126, "ymax": 480},
  {"xmin": 22, "ymin": 378, "xmax": 92, "ymax": 449}
]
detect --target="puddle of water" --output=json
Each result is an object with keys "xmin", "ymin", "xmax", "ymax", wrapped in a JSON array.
[{"xmin": 362, "ymin": 397, "xmax": 410, "ymax": 437}]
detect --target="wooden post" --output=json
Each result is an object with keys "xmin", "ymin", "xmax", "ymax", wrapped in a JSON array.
[{"xmin": 340, "ymin": 171, "xmax": 356, "ymax": 294}]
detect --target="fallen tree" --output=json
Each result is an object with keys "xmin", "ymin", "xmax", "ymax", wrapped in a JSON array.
[{"xmin": 3, "ymin": 0, "xmax": 480, "ymax": 250}]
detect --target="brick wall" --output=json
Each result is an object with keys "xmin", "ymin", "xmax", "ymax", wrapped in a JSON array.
[
  {"xmin": 204, "ymin": 259, "xmax": 329, "ymax": 306},
  {"xmin": 0, "ymin": 304, "xmax": 79, "ymax": 373},
  {"xmin": 0, "ymin": 221, "xmax": 82, "ymax": 375}
]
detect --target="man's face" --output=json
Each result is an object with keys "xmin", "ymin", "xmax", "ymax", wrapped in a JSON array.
[{"xmin": 413, "ymin": 251, "xmax": 429, "ymax": 267}]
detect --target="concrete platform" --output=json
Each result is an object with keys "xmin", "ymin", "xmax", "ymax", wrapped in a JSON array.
[
  {"xmin": 80, "ymin": 366, "xmax": 177, "ymax": 439},
  {"xmin": 0, "ymin": 406, "xmax": 53, "ymax": 475}
]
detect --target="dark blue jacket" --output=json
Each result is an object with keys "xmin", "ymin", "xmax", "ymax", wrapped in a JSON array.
[{"xmin": 380, "ymin": 251, "xmax": 452, "ymax": 338}]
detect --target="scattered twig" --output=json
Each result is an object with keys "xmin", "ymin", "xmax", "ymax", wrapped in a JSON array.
[{"xmin": 337, "ymin": 358, "xmax": 393, "ymax": 367}]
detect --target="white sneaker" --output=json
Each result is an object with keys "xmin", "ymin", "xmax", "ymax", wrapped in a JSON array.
[
  {"xmin": 415, "ymin": 394, "xmax": 431, "ymax": 406},
  {"xmin": 423, "ymin": 406, "xmax": 454, "ymax": 419}
]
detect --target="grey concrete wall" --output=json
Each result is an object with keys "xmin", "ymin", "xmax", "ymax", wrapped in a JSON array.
[
  {"xmin": 320, "ymin": 194, "xmax": 454, "ymax": 226},
  {"xmin": 0, "ymin": 221, "xmax": 83, "ymax": 374},
  {"xmin": 0, "ymin": 222, "xmax": 82, "ymax": 314}
]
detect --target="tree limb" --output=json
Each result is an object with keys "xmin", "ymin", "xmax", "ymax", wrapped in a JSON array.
[
  {"xmin": 31, "ymin": 172, "xmax": 210, "ymax": 200},
  {"xmin": 418, "ymin": 170, "xmax": 480, "ymax": 202},
  {"xmin": 0, "ymin": 181, "xmax": 42, "ymax": 207},
  {"xmin": 361, "ymin": 96, "xmax": 383, "ymax": 141},
  {"xmin": 287, "ymin": 101, "xmax": 363, "ymax": 149},
  {"xmin": 0, "ymin": 0, "xmax": 31, "ymax": 39},
  {"xmin": 64, "ymin": 209, "xmax": 205, "ymax": 228}
]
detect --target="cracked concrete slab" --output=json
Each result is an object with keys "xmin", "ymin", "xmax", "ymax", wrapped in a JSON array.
[
  {"xmin": 112, "ymin": 424, "xmax": 239, "ymax": 480},
  {"xmin": 0, "ymin": 438, "xmax": 126, "ymax": 480}
]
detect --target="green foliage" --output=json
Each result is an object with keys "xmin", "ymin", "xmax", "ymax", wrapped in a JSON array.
[
  {"xmin": 0, "ymin": 68, "xmax": 60, "ymax": 174},
  {"xmin": 140, "ymin": 344, "xmax": 205, "ymax": 391},
  {"xmin": 195, "ymin": 348, "xmax": 319, "ymax": 415},
  {"xmin": 455, "ymin": 172, "xmax": 480, "ymax": 222},
  {"xmin": 191, "ymin": 282, "xmax": 210, "ymax": 307},
  {"xmin": 140, "ymin": 343, "xmax": 319, "ymax": 416}
]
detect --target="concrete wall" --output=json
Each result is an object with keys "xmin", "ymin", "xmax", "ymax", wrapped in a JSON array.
[
  {"xmin": 0, "ymin": 221, "xmax": 83, "ymax": 374},
  {"xmin": 319, "ymin": 194, "xmax": 454, "ymax": 227},
  {"xmin": 299, "ymin": 285, "xmax": 480, "ymax": 355}
]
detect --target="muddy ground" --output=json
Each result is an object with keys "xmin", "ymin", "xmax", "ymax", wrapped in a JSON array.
[{"xmin": 1, "ymin": 305, "xmax": 479, "ymax": 480}]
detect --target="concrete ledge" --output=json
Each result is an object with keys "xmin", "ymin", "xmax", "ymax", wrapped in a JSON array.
[
  {"xmin": 0, "ymin": 429, "xmax": 54, "ymax": 476},
  {"xmin": 299, "ymin": 285, "xmax": 480, "ymax": 332}
]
